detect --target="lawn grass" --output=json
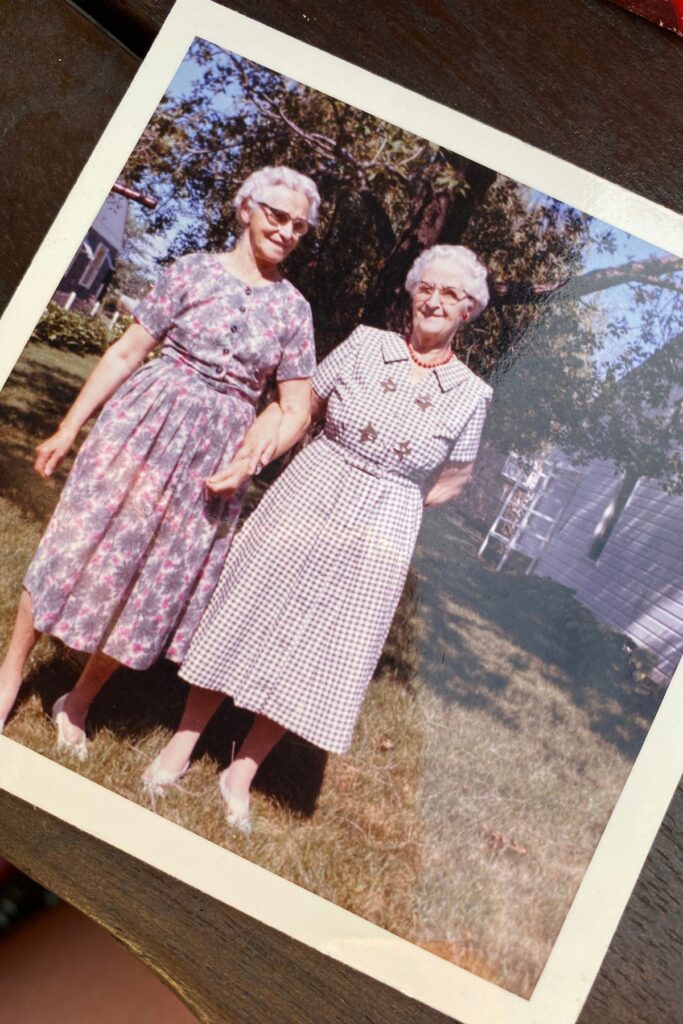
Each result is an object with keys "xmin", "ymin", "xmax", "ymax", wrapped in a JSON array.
[{"xmin": 0, "ymin": 339, "xmax": 664, "ymax": 998}]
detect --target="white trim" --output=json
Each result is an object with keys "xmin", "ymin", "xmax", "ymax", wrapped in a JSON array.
[
  {"xmin": 0, "ymin": 3, "xmax": 682, "ymax": 1023},
  {"xmin": 78, "ymin": 241, "xmax": 109, "ymax": 290}
]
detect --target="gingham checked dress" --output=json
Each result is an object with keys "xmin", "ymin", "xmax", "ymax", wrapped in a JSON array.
[
  {"xmin": 24, "ymin": 253, "xmax": 315, "ymax": 669},
  {"xmin": 180, "ymin": 325, "xmax": 491, "ymax": 753}
]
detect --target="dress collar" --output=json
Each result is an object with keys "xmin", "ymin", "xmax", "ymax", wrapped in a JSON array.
[
  {"xmin": 433, "ymin": 357, "xmax": 471, "ymax": 392},
  {"xmin": 380, "ymin": 330, "xmax": 469, "ymax": 392},
  {"xmin": 380, "ymin": 331, "xmax": 410, "ymax": 364}
]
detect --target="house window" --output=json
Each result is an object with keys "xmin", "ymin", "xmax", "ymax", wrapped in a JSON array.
[
  {"xmin": 588, "ymin": 473, "xmax": 639, "ymax": 561},
  {"xmin": 79, "ymin": 242, "xmax": 109, "ymax": 290}
]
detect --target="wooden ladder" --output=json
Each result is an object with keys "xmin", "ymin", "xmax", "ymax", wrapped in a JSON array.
[{"xmin": 479, "ymin": 456, "xmax": 581, "ymax": 574}]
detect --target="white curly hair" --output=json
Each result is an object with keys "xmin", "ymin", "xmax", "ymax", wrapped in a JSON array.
[
  {"xmin": 233, "ymin": 166, "xmax": 321, "ymax": 225},
  {"xmin": 405, "ymin": 244, "xmax": 490, "ymax": 317}
]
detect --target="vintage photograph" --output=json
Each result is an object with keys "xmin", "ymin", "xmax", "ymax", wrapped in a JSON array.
[{"xmin": 0, "ymin": 28, "xmax": 681, "ymax": 1007}]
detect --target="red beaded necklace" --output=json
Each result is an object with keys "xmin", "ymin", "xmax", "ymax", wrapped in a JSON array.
[{"xmin": 405, "ymin": 335, "xmax": 454, "ymax": 369}]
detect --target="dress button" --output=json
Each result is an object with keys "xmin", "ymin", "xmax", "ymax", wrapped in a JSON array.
[
  {"xmin": 230, "ymin": 324, "xmax": 239, "ymax": 333},
  {"xmin": 245, "ymin": 286, "xmax": 252, "ymax": 296},
  {"xmin": 223, "ymin": 348, "xmax": 231, "ymax": 356},
  {"xmin": 239, "ymin": 306, "xmax": 246, "ymax": 313}
]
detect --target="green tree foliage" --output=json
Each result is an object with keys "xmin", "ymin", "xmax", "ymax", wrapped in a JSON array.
[
  {"xmin": 109, "ymin": 208, "xmax": 155, "ymax": 301},
  {"xmin": 120, "ymin": 40, "xmax": 683, "ymax": 487}
]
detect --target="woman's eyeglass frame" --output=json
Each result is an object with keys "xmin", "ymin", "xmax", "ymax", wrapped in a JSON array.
[
  {"xmin": 254, "ymin": 199, "xmax": 311, "ymax": 238},
  {"xmin": 414, "ymin": 281, "xmax": 474, "ymax": 309}
]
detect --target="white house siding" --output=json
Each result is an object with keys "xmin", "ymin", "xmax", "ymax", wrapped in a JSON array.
[
  {"xmin": 532, "ymin": 462, "xmax": 683, "ymax": 685},
  {"xmin": 512, "ymin": 460, "xmax": 620, "ymax": 567}
]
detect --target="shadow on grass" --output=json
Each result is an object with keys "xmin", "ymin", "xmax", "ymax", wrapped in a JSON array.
[
  {"xmin": 410, "ymin": 508, "xmax": 664, "ymax": 762},
  {"xmin": 17, "ymin": 650, "xmax": 327, "ymax": 818},
  {"xmin": 3, "ymin": 355, "xmax": 87, "ymax": 431},
  {"xmin": 2, "ymin": 340, "xmax": 662, "ymax": 797},
  {"xmin": 0, "ymin": 347, "xmax": 88, "ymax": 525},
  {"xmin": 0, "ymin": 439, "xmax": 67, "ymax": 525}
]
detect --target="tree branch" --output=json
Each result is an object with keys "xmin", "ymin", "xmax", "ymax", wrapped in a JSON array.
[
  {"xmin": 229, "ymin": 55, "xmax": 369, "ymax": 184},
  {"xmin": 491, "ymin": 255, "xmax": 683, "ymax": 306}
]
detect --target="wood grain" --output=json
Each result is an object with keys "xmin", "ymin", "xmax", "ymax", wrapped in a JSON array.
[
  {"xmin": 581, "ymin": 782, "xmax": 683, "ymax": 1024},
  {"xmin": 0, "ymin": 0, "xmax": 137, "ymax": 315},
  {"xmin": 70, "ymin": 0, "xmax": 683, "ymax": 215},
  {"xmin": 0, "ymin": 1, "xmax": 681, "ymax": 1022},
  {"xmin": 0, "ymin": 789, "xmax": 454, "ymax": 1024}
]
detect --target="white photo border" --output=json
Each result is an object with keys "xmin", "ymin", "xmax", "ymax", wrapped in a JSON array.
[{"xmin": 0, "ymin": 2, "xmax": 682, "ymax": 1022}]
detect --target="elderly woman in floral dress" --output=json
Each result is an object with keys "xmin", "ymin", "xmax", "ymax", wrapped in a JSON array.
[
  {"xmin": 144, "ymin": 244, "xmax": 492, "ymax": 831},
  {"xmin": 0, "ymin": 166, "xmax": 320, "ymax": 771}
]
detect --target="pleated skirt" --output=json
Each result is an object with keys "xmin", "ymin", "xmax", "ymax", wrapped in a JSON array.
[{"xmin": 25, "ymin": 356, "xmax": 254, "ymax": 669}]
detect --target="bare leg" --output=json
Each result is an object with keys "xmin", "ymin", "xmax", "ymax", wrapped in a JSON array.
[
  {"xmin": 143, "ymin": 685, "xmax": 225, "ymax": 778},
  {"xmin": 57, "ymin": 651, "xmax": 120, "ymax": 745},
  {"xmin": 220, "ymin": 714, "xmax": 286, "ymax": 802},
  {"xmin": 0, "ymin": 590, "xmax": 41, "ymax": 725}
]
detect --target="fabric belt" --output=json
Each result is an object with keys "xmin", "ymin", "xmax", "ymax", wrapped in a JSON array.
[
  {"xmin": 158, "ymin": 353, "xmax": 258, "ymax": 403},
  {"xmin": 319, "ymin": 435, "xmax": 420, "ymax": 490}
]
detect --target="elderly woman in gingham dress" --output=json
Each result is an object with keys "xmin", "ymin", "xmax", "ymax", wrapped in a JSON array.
[
  {"xmin": 0, "ymin": 166, "xmax": 320, "ymax": 771},
  {"xmin": 145, "ymin": 244, "xmax": 492, "ymax": 833}
]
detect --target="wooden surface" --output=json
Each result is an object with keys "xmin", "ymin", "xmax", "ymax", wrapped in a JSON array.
[
  {"xmin": 56, "ymin": 0, "xmax": 683, "ymax": 214},
  {"xmin": 0, "ymin": 1, "xmax": 681, "ymax": 1022},
  {"xmin": 0, "ymin": 1, "xmax": 136, "ymax": 315},
  {"xmin": 0, "ymin": 789, "xmax": 454, "ymax": 1024}
]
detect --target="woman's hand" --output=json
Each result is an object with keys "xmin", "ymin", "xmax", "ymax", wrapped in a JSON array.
[
  {"xmin": 33, "ymin": 323, "xmax": 159, "ymax": 480},
  {"xmin": 423, "ymin": 461, "xmax": 474, "ymax": 506},
  {"xmin": 233, "ymin": 379, "xmax": 312, "ymax": 476},
  {"xmin": 34, "ymin": 426, "xmax": 78, "ymax": 479},
  {"xmin": 205, "ymin": 456, "xmax": 253, "ymax": 497},
  {"xmin": 234, "ymin": 410, "xmax": 281, "ymax": 475}
]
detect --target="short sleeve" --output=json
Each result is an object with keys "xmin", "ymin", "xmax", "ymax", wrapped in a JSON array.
[
  {"xmin": 448, "ymin": 392, "xmax": 491, "ymax": 464},
  {"xmin": 134, "ymin": 257, "xmax": 189, "ymax": 341},
  {"xmin": 312, "ymin": 325, "xmax": 366, "ymax": 399},
  {"xmin": 276, "ymin": 296, "xmax": 316, "ymax": 381}
]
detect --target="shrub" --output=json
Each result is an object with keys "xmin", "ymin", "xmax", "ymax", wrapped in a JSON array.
[{"xmin": 31, "ymin": 303, "xmax": 131, "ymax": 356}]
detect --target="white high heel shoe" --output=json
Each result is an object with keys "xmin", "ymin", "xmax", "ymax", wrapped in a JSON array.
[
  {"xmin": 51, "ymin": 694, "xmax": 88, "ymax": 762},
  {"xmin": 142, "ymin": 755, "xmax": 190, "ymax": 801},
  {"xmin": 219, "ymin": 771, "xmax": 251, "ymax": 836}
]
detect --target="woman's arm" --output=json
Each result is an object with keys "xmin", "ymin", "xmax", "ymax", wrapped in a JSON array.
[
  {"xmin": 270, "ymin": 377, "xmax": 313, "ymax": 459},
  {"xmin": 206, "ymin": 378, "xmax": 312, "ymax": 494},
  {"xmin": 34, "ymin": 322, "xmax": 158, "ymax": 478},
  {"xmin": 310, "ymin": 387, "xmax": 327, "ymax": 425},
  {"xmin": 423, "ymin": 461, "xmax": 474, "ymax": 507}
]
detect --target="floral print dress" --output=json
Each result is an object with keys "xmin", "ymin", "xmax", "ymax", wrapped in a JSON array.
[{"xmin": 24, "ymin": 253, "xmax": 315, "ymax": 669}]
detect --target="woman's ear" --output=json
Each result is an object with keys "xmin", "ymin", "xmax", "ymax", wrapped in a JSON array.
[{"xmin": 237, "ymin": 197, "xmax": 252, "ymax": 228}]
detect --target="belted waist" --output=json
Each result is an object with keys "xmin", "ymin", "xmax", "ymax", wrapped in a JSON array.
[
  {"xmin": 158, "ymin": 353, "xmax": 258, "ymax": 403},
  {"xmin": 319, "ymin": 434, "xmax": 420, "ymax": 489}
]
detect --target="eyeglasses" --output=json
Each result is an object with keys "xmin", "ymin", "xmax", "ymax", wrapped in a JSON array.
[
  {"xmin": 254, "ymin": 200, "xmax": 311, "ymax": 238},
  {"xmin": 414, "ymin": 281, "xmax": 472, "ymax": 308}
]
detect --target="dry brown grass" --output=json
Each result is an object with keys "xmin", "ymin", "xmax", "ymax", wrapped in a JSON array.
[{"xmin": 0, "ymin": 340, "xmax": 664, "ymax": 998}]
